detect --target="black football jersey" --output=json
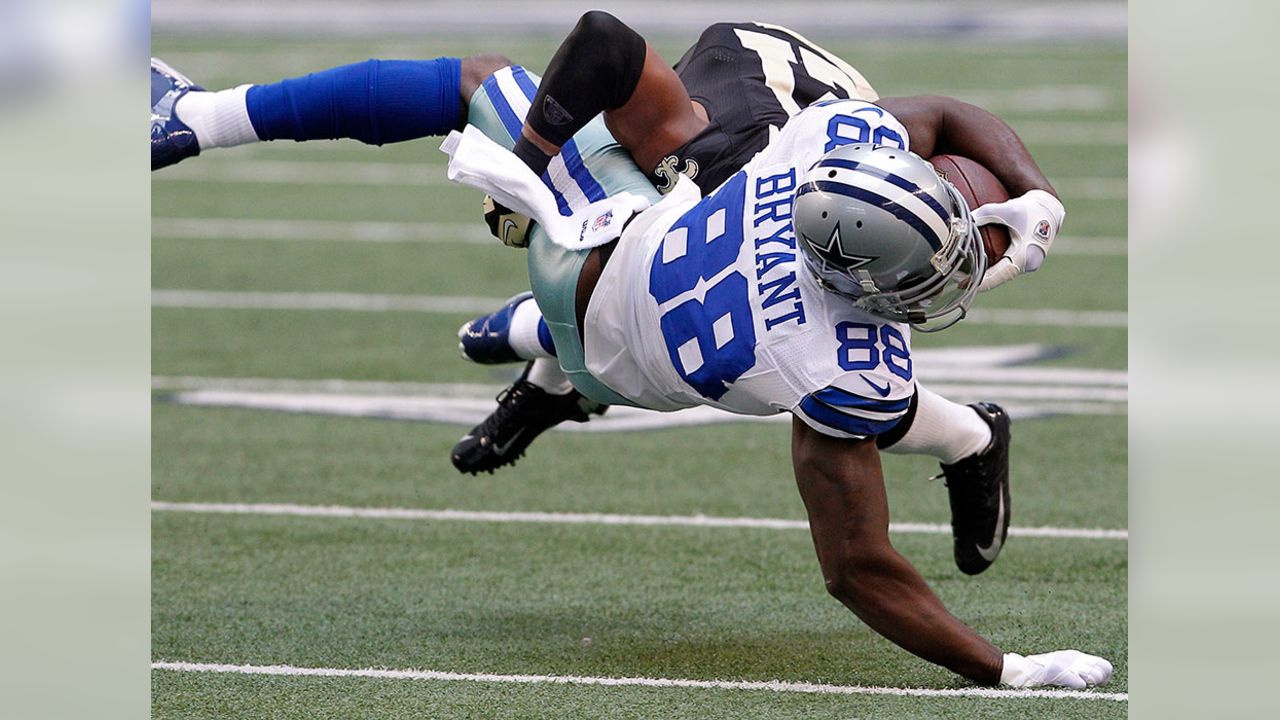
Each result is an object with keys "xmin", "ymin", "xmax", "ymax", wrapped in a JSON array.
[{"xmin": 649, "ymin": 22, "xmax": 879, "ymax": 196}]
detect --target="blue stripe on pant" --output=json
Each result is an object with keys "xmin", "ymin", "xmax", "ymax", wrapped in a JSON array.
[{"xmin": 467, "ymin": 66, "xmax": 660, "ymax": 406}]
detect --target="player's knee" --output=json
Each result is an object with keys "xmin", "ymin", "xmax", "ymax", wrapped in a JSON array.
[
  {"xmin": 459, "ymin": 54, "xmax": 514, "ymax": 100},
  {"xmin": 573, "ymin": 10, "xmax": 627, "ymax": 40},
  {"xmin": 564, "ymin": 12, "xmax": 647, "ymax": 110}
]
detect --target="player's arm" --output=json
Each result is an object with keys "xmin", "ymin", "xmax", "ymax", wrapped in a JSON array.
[
  {"xmin": 875, "ymin": 95, "xmax": 1050, "ymax": 197},
  {"xmin": 790, "ymin": 417, "xmax": 1005, "ymax": 683},
  {"xmin": 511, "ymin": 11, "xmax": 707, "ymax": 174},
  {"xmin": 876, "ymin": 95, "xmax": 1066, "ymax": 291}
]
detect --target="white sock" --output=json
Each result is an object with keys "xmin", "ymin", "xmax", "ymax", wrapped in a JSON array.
[
  {"xmin": 881, "ymin": 384, "xmax": 992, "ymax": 465},
  {"xmin": 508, "ymin": 297, "xmax": 555, "ymax": 360},
  {"xmin": 173, "ymin": 85, "xmax": 260, "ymax": 150},
  {"xmin": 526, "ymin": 358, "xmax": 573, "ymax": 395}
]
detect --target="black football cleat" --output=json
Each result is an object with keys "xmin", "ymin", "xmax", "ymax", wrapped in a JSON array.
[
  {"xmin": 936, "ymin": 402, "xmax": 1011, "ymax": 575},
  {"xmin": 151, "ymin": 57, "xmax": 203, "ymax": 170},
  {"xmin": 452, "ymin": 363, "xmax": 606, "ymax": 475}
]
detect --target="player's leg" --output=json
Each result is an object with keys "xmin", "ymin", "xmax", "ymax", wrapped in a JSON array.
[
  {"xmin": 452, "ymin": 64, "xmax": 660, "ymax": 474},
  {"xmin": 878, "ymin": 385, "xmax": 1011, "ymax": 575},
  {"xmin": 877, "ymin": 385, "xmax": 991, "ymax": 464},
  {"xmin": 151, "ymin": 55, "xmax": 509, "ymax": 170}
]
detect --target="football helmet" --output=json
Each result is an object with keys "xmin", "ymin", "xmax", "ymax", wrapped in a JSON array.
[{"xmin": 792, "ymin": 144, "xmax": 986, "ymax": 331}]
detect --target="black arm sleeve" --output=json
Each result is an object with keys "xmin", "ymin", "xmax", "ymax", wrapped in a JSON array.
[{"xmin": 512, "ymin": 11, "xmax": 647, "ymax": 175}]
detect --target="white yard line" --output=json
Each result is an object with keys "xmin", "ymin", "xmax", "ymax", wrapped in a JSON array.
[
  {"xmin": 1051, "ymin": 236, "xmax": 1127, "ymax": 256},
  {"xmin": 150, "ymin": 501, "xmax": 1129, "ymax": 540},
  {"xmin": 150, "ymin": 660, "xmax": 1126, "ymax": 701},
  {"xmin": 935, "ymin": 85, "xmax": 1118, "ymax": 114},
  {"xmin": 152, "ymin": 217, "xmax": 491, "ymax": 244},
  {"xmin": 152, "ymin": 375, "xmax": 499, "ymax": 398},
  {"xmin": 1052, "ymin": 177, "xmax": 1127, "ymax": 200},
  {"xmin": 162, "ymin": 159, "xmax": 1126, "ymax": 199},
  {"xmin": 1015, "ymin": 121, "xmax": 1127, "ymax": 146},
  {"xmin": 151, "ymin": 363, "xmax": 1129, "ymax": 394},
  {"xmin": 153, "ymin": 217, "xmax": 1128, "ymax": 256},
  {"xmin": 966, "ymin": 308, "xmax": 1127, "ymax": 328},
  {"xmin": 162, "ymin": 388, "xmax": 1124, "ymax": 424},
  {"xmin": 152, "ymin": 289, "xmax": 1127, "ymax": 327},
  {"xmin": 163, "ymin": 160, "xmax": 453, "ymax": 187}
]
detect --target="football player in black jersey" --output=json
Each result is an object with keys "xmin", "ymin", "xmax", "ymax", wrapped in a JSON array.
[{"xmin": 153, "ymin": 10, "xmax": 1060, "ymax": 581}]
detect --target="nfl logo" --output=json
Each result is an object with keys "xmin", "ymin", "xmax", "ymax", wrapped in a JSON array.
[{"xmin": 592, "ymin": 210, "xmax": 613, "ymax": 231}]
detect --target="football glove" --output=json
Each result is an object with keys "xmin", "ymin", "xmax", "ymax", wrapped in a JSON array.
[
  {"xmin": 1000, "ymin": 650, "xmax": 1113, "ymax": 689},
  {"xmin": 973, "ymin": 189, "xmax": 1066, "ymax": 292},
  {"xmin": 483, "ymin": 195, "xmax": 533, "ymax": 248}
]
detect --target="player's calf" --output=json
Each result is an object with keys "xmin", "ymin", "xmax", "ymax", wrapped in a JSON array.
[{"xmin": 151, "ymin": 56, "xmax": 473, "ymax": 170}]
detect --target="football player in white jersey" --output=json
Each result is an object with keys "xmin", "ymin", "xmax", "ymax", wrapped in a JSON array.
[
  {"xmin": 438, "ymin": 14, "xmax": 1100, "ymax": 689},
  {"xmin": 153, "ymin": 13, "xmax": 1097, "ymax": 688}
]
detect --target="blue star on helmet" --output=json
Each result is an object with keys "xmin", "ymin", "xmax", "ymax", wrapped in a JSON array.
[{"xmin": 813, "ymin": 224, "xmax": 876, "ymax": 269}]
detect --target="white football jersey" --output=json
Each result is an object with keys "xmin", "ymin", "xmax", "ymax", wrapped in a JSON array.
[{"xmin": 585, "ymin": 99, "xmax": 918, "ymax": 439}]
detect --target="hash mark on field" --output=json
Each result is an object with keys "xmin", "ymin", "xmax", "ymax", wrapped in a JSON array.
[
  {"xmin": 150, "ymin": 501, "xmax": 1129, "ymax": 540},
  {"xmin": 150, "ymin": 661, "xmax": 1127, "ymax": 702}
]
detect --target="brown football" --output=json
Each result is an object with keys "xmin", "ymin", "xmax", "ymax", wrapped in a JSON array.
[{"xmin": 928, "ymin": 154, "xmax": 1010, "ymax": 265}]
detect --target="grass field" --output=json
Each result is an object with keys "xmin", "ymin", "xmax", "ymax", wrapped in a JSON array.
[{"xmin": 151, "ymin": 28, "xmax": 1128, "ymax": 719}]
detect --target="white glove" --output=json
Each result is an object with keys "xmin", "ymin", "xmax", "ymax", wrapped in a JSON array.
[
  {"xmin": 1000, "ymin": 650, "xmax": 1113, "ymax": 689},
  {"xmin": 972, "ymin": 189, "xmax": 1066, "ymax": 292}
]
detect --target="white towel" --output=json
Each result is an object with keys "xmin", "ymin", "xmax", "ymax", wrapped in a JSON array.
[{"xmin": 440, "ymin": 126, "xmax": 652, "ymax": 250}]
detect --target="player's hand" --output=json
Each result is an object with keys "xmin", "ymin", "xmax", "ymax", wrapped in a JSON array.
[
  {"xmin": 972, "ymin": 189, "xmax": 1066, "ymax": 292},
  {"xmin": 483, "ymin": 195, "xmax": 532, "ymax": 248},
  {"xmin": 1000, "ymin": 650, "xmax": 1113, "ymax": 689}
]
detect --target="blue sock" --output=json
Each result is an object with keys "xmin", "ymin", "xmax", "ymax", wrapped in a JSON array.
[{"xmin": 245, "ymin": 58, "xmax": 463, "ymax": 145}]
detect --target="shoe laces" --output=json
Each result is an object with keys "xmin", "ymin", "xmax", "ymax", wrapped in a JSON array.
[{"xmin": 481, "ymin": 381, "xmax": 534, "ymax": 435}]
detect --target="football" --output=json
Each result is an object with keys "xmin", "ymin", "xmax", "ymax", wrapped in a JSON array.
[{"xmin": 928, "ymin": 154, "xmax": 1010, "ymax": 264}]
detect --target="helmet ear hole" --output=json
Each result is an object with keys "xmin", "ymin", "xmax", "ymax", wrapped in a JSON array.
[{"xmin": 856, "ymin": 220, "xmax": 863, "ymax": 228}]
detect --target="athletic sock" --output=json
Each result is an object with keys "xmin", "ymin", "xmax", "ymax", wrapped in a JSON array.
[
  {"xmin": 880, "ymin": 384, "xmax": 992, "ymax": 465},
  {"xmin": 173, "ymin": 85, "xmax": 259, "ymax": 150},
  {"xmin": 244, "ymin": 58, "xmax": 463, "ymax": 145},
  {"xmin": 526, "ymin": 358, "xmax": 573, "ymax": 395},
  {"xmin": 508, "ymin": 297, "xmax": 557, "ymax": 360}
]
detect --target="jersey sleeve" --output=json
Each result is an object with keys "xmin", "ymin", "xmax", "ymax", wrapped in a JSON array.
[{"xmin": 793, "ymin": 380, "xmax": 913, "ymax": 440}]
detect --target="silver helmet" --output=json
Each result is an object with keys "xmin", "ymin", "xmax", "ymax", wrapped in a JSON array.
[{"xmin": 792, "ymin": 144, "xmax": 986, "ymax": 331}]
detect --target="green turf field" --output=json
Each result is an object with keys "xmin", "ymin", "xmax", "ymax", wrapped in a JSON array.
[{"xmin": 152, "ymin": 29, "xmax": 1127, "ymax": 718}]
